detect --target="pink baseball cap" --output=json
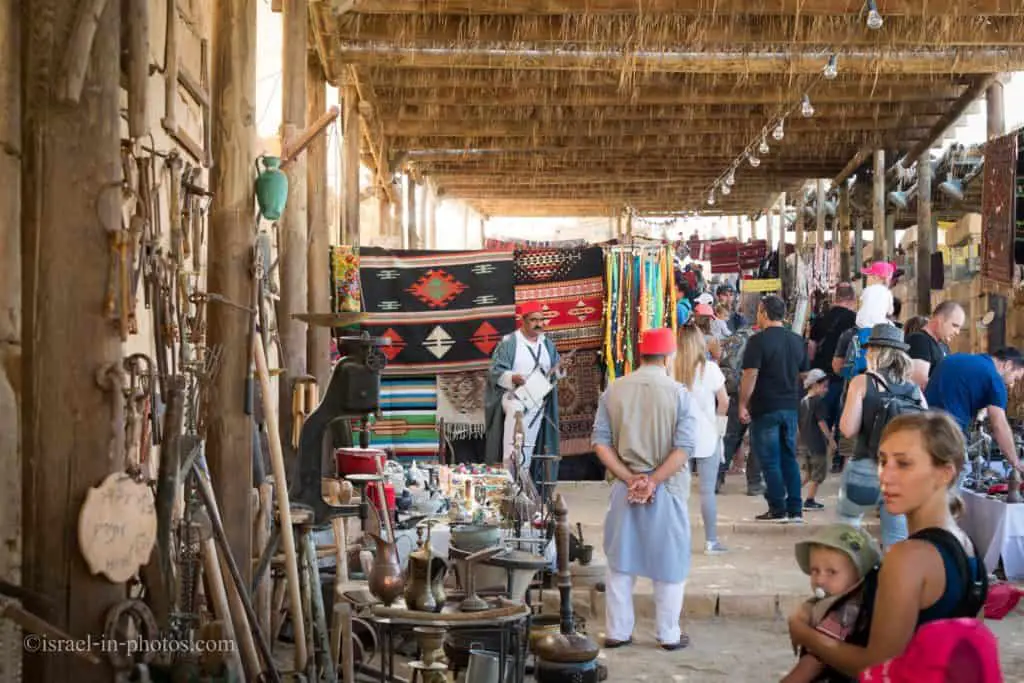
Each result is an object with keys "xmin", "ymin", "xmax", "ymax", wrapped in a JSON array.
[
  {"xmin": 694, "ymin": 303, "xmax": 717, "ymax": 318},
  {"xmin": 861, "ymin": 261, "xmax": 896, "ymax": 280},
  {"xmin": 859, "ymin": 619, "xmax": 1003, "ymax": 683}
]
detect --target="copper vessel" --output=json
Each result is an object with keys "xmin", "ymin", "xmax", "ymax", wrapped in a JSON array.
[{"xmin": 366, "ymin": 532, "xmax": 405, "ymax": 606}]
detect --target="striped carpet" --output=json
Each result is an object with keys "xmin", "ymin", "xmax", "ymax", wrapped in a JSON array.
[{"xmin": 370, "ymin": 376, "xmax": 439, "ymax": 463}]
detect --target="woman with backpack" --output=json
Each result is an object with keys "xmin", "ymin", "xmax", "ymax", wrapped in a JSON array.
[
  {"xmin": 836, "ymin": 324, "xmax": 926, "ymax": 549},
  {"xmin": 787, "ymin": 411, "xmax": 988, "ymax": 680}
]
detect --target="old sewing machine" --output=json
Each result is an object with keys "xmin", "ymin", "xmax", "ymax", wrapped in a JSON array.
[{"xmin": 291, "ymin": 323, "xmax": 390, "ymax": 525}]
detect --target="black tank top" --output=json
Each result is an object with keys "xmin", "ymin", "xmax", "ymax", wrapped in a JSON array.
[{"xmin": 853, "ymin": 373, "xmax": 920, "ymax": 461}]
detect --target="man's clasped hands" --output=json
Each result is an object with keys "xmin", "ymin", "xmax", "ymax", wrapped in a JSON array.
[{"xmin": 626, "ymin": 473, "xmax": 657, "ymax": 504}]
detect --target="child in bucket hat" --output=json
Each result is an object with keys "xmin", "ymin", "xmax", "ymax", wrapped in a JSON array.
[{"xmin": 784, "ymin": 524, "xmax": 882, "ymax": 683}]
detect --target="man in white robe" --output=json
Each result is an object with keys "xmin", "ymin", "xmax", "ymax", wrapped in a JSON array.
[{"xmin": 484, "ymin": 301, "xmax": 563, "ymax": 476}]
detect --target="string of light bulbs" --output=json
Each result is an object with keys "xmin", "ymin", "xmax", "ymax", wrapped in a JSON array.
[{"xmin": 702, "ymin": 0, "xmax": 885, "ymax": 209}]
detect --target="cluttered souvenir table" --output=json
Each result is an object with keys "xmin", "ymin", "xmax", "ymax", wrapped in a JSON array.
[{"xmin": 959, "ymin": 489, "xmax": 1024, "ymax": 579}]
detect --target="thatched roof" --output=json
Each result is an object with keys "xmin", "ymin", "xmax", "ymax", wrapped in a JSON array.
[{"xmin": 307, "ymin": 1, "xmax": 1024, "ymax": 217}]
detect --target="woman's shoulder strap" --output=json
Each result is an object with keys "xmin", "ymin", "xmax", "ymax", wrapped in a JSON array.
[{"xmin": 909, "ymin": 527, "xmax": 988, "ymax": 615}]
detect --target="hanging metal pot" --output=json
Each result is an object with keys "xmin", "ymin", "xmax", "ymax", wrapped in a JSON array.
[{"xmin": 255, "ymin": 155, "xmax": 288, "ymax": 221}]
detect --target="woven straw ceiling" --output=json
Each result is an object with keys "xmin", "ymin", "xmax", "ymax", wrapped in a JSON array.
[{"xmin": 308, "ymin": 0, "xmax": 1024, "ymax": 217}]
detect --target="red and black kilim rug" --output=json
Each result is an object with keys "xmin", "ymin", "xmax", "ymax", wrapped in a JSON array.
[
  {"xmin": 513, "ymin": 246, "xmax": 605, "ymax": 351},
  {"xmin": 557, "ymin": 349, "xmax": 603, "ymax": 456},
  {"xmin": 359, "ymin": 248, "xmax": 516, "ymax": 376}
]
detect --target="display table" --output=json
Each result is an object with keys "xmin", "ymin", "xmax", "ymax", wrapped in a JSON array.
[
  {"xmin": 367, "ymin": 603, "xmax": 531, "ymax": 683},
  {"xmin": 959, "ymin": 490, "xmax": 1024, "ymax": 579}
]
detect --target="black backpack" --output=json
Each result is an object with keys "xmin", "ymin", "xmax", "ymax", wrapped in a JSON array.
[
  {"xmin": 814, "ymin": 527, "xmax": 989, "ymax": 682},
  {"xmin": 863, "ymin": 372, "xmax": 925, "ymax": 458}
]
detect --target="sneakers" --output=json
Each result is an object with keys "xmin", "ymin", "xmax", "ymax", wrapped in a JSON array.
[
  {"xmin": 803, "ymin": 499, "xmax": 825, "ymax": 511},
  {"xmin": 755, "ymin": 511, "xmax": 805, "ymax": 524},
  {"xmin": 704, "ymin": 541, "xmax": 729, "ymax": 555}
]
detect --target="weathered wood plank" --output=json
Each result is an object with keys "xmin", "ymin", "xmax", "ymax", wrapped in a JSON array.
[{"xmin": 306, "ymin": 56, "xmax": 331, "ymax": 390}]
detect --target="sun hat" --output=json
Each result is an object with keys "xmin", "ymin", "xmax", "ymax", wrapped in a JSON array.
[
  {"xmin": 859, "ymin": 618, "xmax": 1003, "ymax": 683},
  {"xmin": 861, "ymin": 261, "xmax": 896, "ymax": 280},
  {"xmin": 694, "ymin": 303, "xmax": 716, "ymax": 318},
  {"xmin": 803, "ymin": 368, "xmax": 829, "ymax": 389},
  {"xmin": 694, "ymin": 292, "xmax": 715, "ymax": 306},
  {"xmin": 864, "ymin": 323, "xmax": 909, "ymax": 352},
  {"xmin": 795, "ymin": 523, "xmax": 881, "ymax": 580}
]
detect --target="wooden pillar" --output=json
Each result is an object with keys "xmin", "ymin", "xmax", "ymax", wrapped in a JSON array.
[
  {"xmin": 765, "ymin": 208, "xmax": 775, "ymax": 250},
  {"xmin": 479, "ymin": 217, "xmax": 486, "ymax": 247},
  {"xmin": 342, "ymin": 86, "xmax": 360, "ymax": 245},
  {"xmin": 0, "ymin": 0, "xmax": 21, "ymax": 677},
  {"xmin": 414, "ymin": 181, "xmax": 426, "ymax": 249},
  {"xmin": 207, "ymin": 0, "xmax": 257, "ymax": 589},
  {"xmin": 853, "ymin": 215, "xmax": 865, "ymax": 274},
  {"xmin": 737, "ymin": 216, "xmax": 746, "ymax": 243},
  {"xmin": 839, "ymin": 184, "xmax": 851, "ymax": 281},
  {"xmin": 815, "ymin": 179, "xmax": 826, "ymax": 249},
  {"xmin": 427, "ymin": 189, "xmax": 438, "ymax": 248},
  {"xmin": 279, "ymin": 0, "xmax": 309, "ymax": 462},
  {"xmin": 404, "ymin": 175, "xmax": 417, "ymax": 249},
  {"xmin": 873, "ymin": 150, "xmax": 886, "ymax": 261},
  {"xmin": 917, "ymin": 152, "xmax": 934, "ymax": 316},
  {"xmin": 21, "ymin": 1, "xmax": 125, "ymax": 680},
  {"xmin": 987, "ymin": 80, "xmax": 1005, "ymax": 140},
  {"xmin": 306, "ymin": 57, "xmax": 330, "ymax": 390},
  {"xmin": 795, "ymin": 190, "xmax": 805, "ymax": 254}
]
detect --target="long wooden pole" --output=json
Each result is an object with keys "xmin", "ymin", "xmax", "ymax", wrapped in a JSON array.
[
  {"xmin": 254, "ymin": 334, "xmax": 308, "ymax": 670},
  {"xmin": 873, "ymin": 150, "xmax": 886, "ymax": 261},
  {"xmin": 280, "ymin": 0, "xmax": 309, "ymax": 460},
  {"xmin": 306, "ymin": 56, "xmax": 331, "ymax": 390},
  {"xmin": 815, "ymin": 179, "xmax": 826, "ymax": 249},
  {"xmin": 208, "ymin": 0, "xmax": 256, "ymax": 587},
  {"xmin": 839, "ymin": 183, "xmax": 851, "ymax": 281},
  {"xmin": 0, "ymin": 0, "xmax": 21, "ymax": 678},
  {"xmin": 22, "ymin": 1, "xmax": 124, "ymax": 680},
  {"xmin": 987, "ymin": 80, "xmax": 1006, "ymax": 139},
  {"xmin": 343, "ymin": 86, "xmax": 360, "ymax": 245},
  {"xmin": 916, "ymin": 152, "xmax": 934, "ymax": 316}
]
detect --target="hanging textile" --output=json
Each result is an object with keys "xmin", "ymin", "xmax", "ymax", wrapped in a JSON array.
[
  {"xmin": 371, "ymin": 377, "xmax": 438, "ymax": 463},
  {"xmin": 330, "ymin": 245, "xmax": 362, "ymax": 313},
  {"xmin": 603, "ymin": 245, "xmax": 677, "ymax": 379},
  {"xmin": 982, "ymin": 132, "xmax": 1018, "ymax": 284},
  {"xmin": 513, "ymin": 246, "xmax": 605, "ymax": 351},
  {"xmin": 358, "ymin": 248, "xmax": 516, "ymax": 375},
  {"xmin": 435, "ymin": 371, "xmax": 487, "ymax": 440}
]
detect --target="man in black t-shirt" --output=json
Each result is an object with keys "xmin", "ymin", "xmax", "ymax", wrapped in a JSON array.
[
  {"xmin": 907, "ymin": 301, "xmax": 964, "ymax": 390},
  {"xmin": 739, "ymin": 295, "xmax": 810, "ymax": 523},
  {"xmin": 808, "ymin": 282, "xmax": 857, "ymax": 373}
]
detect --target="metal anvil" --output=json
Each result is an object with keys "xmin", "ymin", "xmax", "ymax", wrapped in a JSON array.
[{"xmin": 291, "ymin": 332, "xmax": 391, "ymax": 525}]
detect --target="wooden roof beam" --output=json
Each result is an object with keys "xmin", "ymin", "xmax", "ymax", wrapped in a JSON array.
[
  {"xmin": 329, "ymin": 15, "xmax": 1024, "ymax": 48},
  {"xmin": 332, "ymin": 44, "xmax": 1024, "ymax": 74},
  {"xmin": 347, "ymin": 64, "xmax": 396, "ymax": 203},
  {"xmin": 384, "ymin": 116, "xmax": 936, "ymax": 138},
  {"xmin": 897, "ymin": 74, "xmax": 1000, "ymax": 167},
  {"xmin": 341, "ymin": 0, "xmax": 1024, "ymax": 15},
  {"xmin": 373, "ymin": 85, "xmax": 966, "ymax": 107}
]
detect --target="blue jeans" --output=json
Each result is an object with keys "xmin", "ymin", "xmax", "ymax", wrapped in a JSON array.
[
  {"xmin": 835, "ymin": 457, "xmax": 908, "ymax": 548},
  {"xmin": 749, "ymin": 409, "xmax": 803, "ymax": 517}
]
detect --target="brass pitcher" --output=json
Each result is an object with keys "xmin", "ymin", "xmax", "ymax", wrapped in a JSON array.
[
  {"xmin": 405, "ymin": 550, "xmax": 448, "ymax": 612},
  {"xmin": 367, "ymin": 532, "xmax": 405, "ymax": 606}
]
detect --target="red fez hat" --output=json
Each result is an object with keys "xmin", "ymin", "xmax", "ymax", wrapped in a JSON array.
[
  {"xmin": 517, "ymin": 301, "xmax": 544, "ymax": 317},
  {"xmin": 638, "ymin": 327, "xmax": 676, "ymax": 356}
]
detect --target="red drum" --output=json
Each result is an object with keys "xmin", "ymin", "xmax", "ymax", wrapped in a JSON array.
[{"xmin": 335, "ymin": 447, "xmax": 386, "ymax": 477}]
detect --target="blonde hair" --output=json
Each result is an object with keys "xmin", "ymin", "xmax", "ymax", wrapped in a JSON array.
[
  {"xmin": 866, "ymin": 346, "xmax": 913, "ymax": 384},
  {"xmin": 715, "ymin": 304, "xmax": 729, "ymax": 319},
  {"xmin": 675, "ymin": 325, "xmax": 707, "ymax": 389}
]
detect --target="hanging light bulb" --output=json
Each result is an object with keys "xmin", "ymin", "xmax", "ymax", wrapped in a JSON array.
[
  {"xmin": 721, "ymin": 183, "xmax": 732, "ymax": 196},
  {"xmin": 823, "ymin": 54, "xmax": 839, "ymax": 80},
  {"xmin": 866, "ymin": 0, "xmax": 883, "ymax": 30},
  {"xmin": 758, "ymin": 136, "xmax": 770, "ymax": 155},
  {"xmin": 772, "ymin": 119, "xmax": 785, "ymax": 141},
  {"xmin": 707, "ymin": 190, "xmax": 716, "ymax": 206},
  {"xmin": 801, "ymin": 94, "xmax": 815, "ymax": 118},
  {"xmin": 724, "ymin": 167, "xmax": 736, "ymax": 187},
  {"xmin": 748, "ymin": 153, "xmax": 761, "ymax": 168}
]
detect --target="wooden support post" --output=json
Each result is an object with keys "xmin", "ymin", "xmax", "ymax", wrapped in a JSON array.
[
  {"xmin": 428, "ymin": 187, "xmax": 438, "ymax": 248},
  {"xmin": 379, "ymin": 193, "xmax": 391, "ymax": 239},
  {"xmin": 0, "ymin": 0, "xmax": 21, "ymax": 678},
  {"xmin": 916, "ymin": 152, "xmax": 934, "ymax": 316},
  {"xmin": 306, "ymin": 56, "xmax": 331, "ymax": 390},
  {"xmin": 207, "ymin": 0, "xmax": 256, "ymax": 589},
  {"xmin": 342, "ymin": 86, "xmax": 360, "ymax": 245},
  {"xmin": 405, "ymin": 176, "xmax": 417, "ymax": 249},
  {"xmin": 839, "ymin": 184, "xmax": 851, "ymax": 281},
  {"xmin": 794, "ymin": 192, "xmax": 805, "ymax": 255},
  {"xmin": 873, "ymin": 150, "xmax": 886, "ymax": 261},
  {"xmin": 987, "ymin": 80, "xmax": 1005, "ymax": 140},
  {"xmin": 815, "ymin": 179, "xmax": 826, "ymax": 249},
  {"xmin": 765, "ymin": 207, "xmax": 774, "ymax": 251},
  {"xmin": 853, "ymin": 215, "xmax": 864, "ymax": 274},
  {"xmin": 280, "ymin": 0, "xmax": 309, "ymax": 460},
  {"xmin": 737, "ymin": 215, "xmax": 746, "ymax": 243},
  {"xmin": 21, "ymin": 1, "xmax": 124, "ymax": 680},
  {"xmin": 125, "ymin": 0, "xmax": 149, "ymax": 138},
  {"xmin": 414, "ymin": 181, "xmax": 426, "ymax": 249},
  {"xmin": 885, "ymin": 214, "xmax": 896, "ymax": 262}
]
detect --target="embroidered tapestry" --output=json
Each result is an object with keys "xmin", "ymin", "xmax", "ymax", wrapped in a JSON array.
[
  {"xmin": 513, "ymin": 246, "xmax": 605, "ymax": 351},
  {"xmin": 436, "ymin": 370, "xmax": 487, "ymax": 441},
  {"xmin": 982, "ymin": 133, "xmax": 1017, "ymax": 285},
  {"xmin": 558, "ymin": 349, "xmax": 603, "ymax": 456},
  {"xmin": 359, "ymin": 248, "xmax": 516, "ymax": 375},
  {"xmin": 371, "ymin": 377, "xmax": 438, "ymax": 463}
]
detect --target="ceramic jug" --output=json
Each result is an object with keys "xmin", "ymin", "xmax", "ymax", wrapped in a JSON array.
[{"xmin": 255, "ymin": 155, "xmax": 288, "ymax": 221}]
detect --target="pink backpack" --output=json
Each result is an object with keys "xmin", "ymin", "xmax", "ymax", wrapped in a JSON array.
[{"xmin": 859, "ymin": 619, "xmax": 1002, "ymax": 683}]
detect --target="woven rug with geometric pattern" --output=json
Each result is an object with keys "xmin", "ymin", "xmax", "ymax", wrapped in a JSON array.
[{"xmin": 557, "ymin": 349, "xmax": 603, "ymax": 456}]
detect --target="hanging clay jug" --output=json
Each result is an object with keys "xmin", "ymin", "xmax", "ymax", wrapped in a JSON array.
[{"xmin": 255, "ymin": 155, "xmax": 288, "ymax": 221}]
